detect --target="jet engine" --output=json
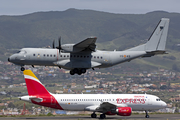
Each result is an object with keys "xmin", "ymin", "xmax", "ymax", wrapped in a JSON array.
[
  {"xmin": 105, "ymin": 107, "xmax": 132, "ymax": 116},
  {"xmin": 116, "ymin": 107, "xmax": 132, "ymax": 116}
]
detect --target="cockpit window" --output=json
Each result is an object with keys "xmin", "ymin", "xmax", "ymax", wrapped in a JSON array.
[
  {"xmin": 17, "ymin": 50, "xmax": 26, "ymax": 54},
  {"xmin": 156, "ymin": 99, "xmax": 161, "ymax": 101}
]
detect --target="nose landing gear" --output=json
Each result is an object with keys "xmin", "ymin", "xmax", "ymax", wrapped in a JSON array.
[
  {"xmin": 145, "ymin": 110, "xmax": 149, "ymax": 118},
  {"xmin": 21, "ymin": 67, "xmax": 25, "ymax": 71}
]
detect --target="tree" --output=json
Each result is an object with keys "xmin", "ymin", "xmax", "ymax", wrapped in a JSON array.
[
  {"xmin": 160, "ymin": 85, "xmax": 167, "ymax": 90},
  {"xmin": 8, "ymin": 102, "xmax": 15, "ymax": 108}
]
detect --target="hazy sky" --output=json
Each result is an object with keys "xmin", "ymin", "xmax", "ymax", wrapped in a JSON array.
[{"xmin": 0, "ymin": 0, "xmax": 180, "ymax": 15}]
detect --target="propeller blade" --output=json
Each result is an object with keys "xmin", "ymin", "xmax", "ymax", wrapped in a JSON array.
[
  {"xmin": 52, "ymin": 40, "xmax": 55, "ymax": 48},
  {"xmin": 59, "ymin": 36, "xmax": 61, "ymax": 49},
  {"xmin": 58, "ymin": 36, "xmax": 62, "ymax": 53}
]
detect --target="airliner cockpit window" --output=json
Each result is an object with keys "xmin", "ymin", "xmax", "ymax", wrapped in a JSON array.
[{"xmin": 156, "ymin": 99, "xmax": 161, "ymax": 101}]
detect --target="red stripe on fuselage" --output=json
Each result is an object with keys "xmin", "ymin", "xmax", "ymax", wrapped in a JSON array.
[{"xmin": 31, "ymin": 95, "xmax": 64, "ymax": 110}]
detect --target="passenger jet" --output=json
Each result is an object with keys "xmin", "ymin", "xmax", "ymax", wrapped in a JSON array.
[
  {"xmin": 8, "ymin": 18, "xmax": 170, "ymax": 75},
  {"xmin": 20, "ymin": 70, "xmax": 167, "ymax": 119}
]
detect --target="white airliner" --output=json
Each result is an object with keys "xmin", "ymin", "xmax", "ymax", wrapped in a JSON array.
[{"xmin": 19, "ymin": 70, "xmax": 167, "ymax": 119}]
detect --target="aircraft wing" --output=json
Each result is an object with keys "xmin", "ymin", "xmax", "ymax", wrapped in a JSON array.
[
  {"xmin": 84, "ymin": 102, "xmax": 128, "ymax": 113},
  {"xmin": 97, "ymin": 102, "xmax": 116, "ymax": 112},
  {"xmin": 96, "ymin": 102, "xmax": 127, "ymax": 113},
  {"xmin": 74, "ymin": 37, "xmax": 97, "ymax": 51}
]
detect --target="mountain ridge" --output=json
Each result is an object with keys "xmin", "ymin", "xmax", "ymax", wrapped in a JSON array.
[{"xmin": 1, "ymin": 9, "xmax": 180, "ymax": 71}]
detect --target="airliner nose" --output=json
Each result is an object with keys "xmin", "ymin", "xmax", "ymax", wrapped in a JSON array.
[{"xmin": 161, "ymin": 101, "xmax": 167, "ymax": 107}]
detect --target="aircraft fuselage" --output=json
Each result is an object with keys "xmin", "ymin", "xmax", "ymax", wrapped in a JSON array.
[{"xmin": 9, "ymin": 48, "xmax": 146, "ymax": 70}]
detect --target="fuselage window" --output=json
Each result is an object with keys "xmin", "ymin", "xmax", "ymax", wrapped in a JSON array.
[
  {"xmin": 101, "ymin": 57, "xmax": 103, "ymax": 59},
  {"xmin": 77, "ymin": 55, "xmax": 79, "ymax": 58},
  {"xmin": 67, "ymin": 55, "xmax": 69, "ymax": 57},
  {"xmin": 64, "ymin": 55, "xmax": 66, "ymax": 57},
  {"xmin": 50, "ymin": 55, "xmax": 52, "ymax": 57},
  {"xmin": 94, "ymin": 56, "xmax": 96, "ymax": 58},
  {"xmin": 33, "ymin": 54, "xmax": 35, "ymax": 56},
  {"xmin": 87, "ymin": 56, "xmax": 89, "ymax": 58},
  {"xmin": 54, "ymin": 55, "xmax": 56, "ymax": 57},
  {"xmin": 97, "ymin": 56, "xmax": 99, "ymax": 59},
  {"xmin": 44, "ymin": 54, "xmax": 46, "ymax": 57},
  {"xmin": 84, "ymin": 56, "xmax": 86, "ymax": 58},
  {"xmin": 47, "ymin": 54, "xmax": 49, "ymax": 57},
  {"xmin": 74, "ymin": 55, "xmax": 76, "ymax": 57},
  {"xmin": 70, "ymin": 55, "xmax": 72, "ymax": 57},
  {"xmin": 81, "ymin": 56, "xmax": 83, "ymax": 58},
  {"xmin": 60, "ymin": 55, "xmax": 62, "ymax": 57}
]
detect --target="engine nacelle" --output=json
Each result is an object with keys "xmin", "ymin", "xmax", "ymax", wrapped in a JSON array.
[{"xmin": 116, "ymin": 107, "xmax": 132, "ymax": 116}]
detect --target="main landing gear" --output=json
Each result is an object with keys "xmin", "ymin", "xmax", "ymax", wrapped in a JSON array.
[
  {"xmin": 91, "ymin": 112, "xmax": 97, "ymax": 118},
  {"xmin": 91, "ymin": 113, "xmax": 106, "ymax": 119},
  {"xmin": 100, "ymin": 113, "xmax": 106, "ymax": 119},
  {"xmin": 145, "ymin": 110, "xmax": 149, "ymax": 118},
  {"xmin": 70, "ymin": 68, "xmax": 86, "ymax": 75}
]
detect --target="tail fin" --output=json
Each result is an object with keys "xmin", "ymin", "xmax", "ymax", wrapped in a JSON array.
[
  {"xmin": 126, "ymin": 18, "xmax": 169, "ymax": 53},
  {"xmin": 146, "ymin": 18, "xmax": 170, "ymax": 52},
  {"xmin": 23, "ymin": 70, "xmax": 50, "ymax": 96}
]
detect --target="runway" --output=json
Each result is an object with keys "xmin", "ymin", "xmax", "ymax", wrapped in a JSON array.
[{"xmin": 0, "ymin": 114, "xmax": 179, "ymax": 120}]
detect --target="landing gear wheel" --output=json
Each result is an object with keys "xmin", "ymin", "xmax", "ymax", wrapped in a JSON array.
[
  {"xmin": 145, "ymin": 110, "xmax": 149, "ymax": 118},
  {"xmin": 100, "ymin": 114, "xmax": 106, "ymax": 119},
  {"xmin": 77, "ymin": 70, "xmax": 82, "ymax": 75},
  {"xmin": 21, "ymin": 67, "xmax": 25, "ymax": 71},
  {"xmin": 81, "ymin": 68, "xmax": 86, "ymax": 73},
  {"xmin": 145, "ymin": 115, "xmax": 149, "ymax": 118},
  {"xmin": 91, "ymin": 113, "xmax": 97, "ymax": 118},
  {"xmin": 70, "ymin": 70, "xmax": 75, "ymax": 75},
  {"xmin": 73, "ymin": 68, "xmax": 78, "ymax": 73}
]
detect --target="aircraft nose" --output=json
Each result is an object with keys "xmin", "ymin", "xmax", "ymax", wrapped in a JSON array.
[
  {"xmin": 161, "ymin": 101, "xmax": 167, "ymax": 107},
  {"xmin": 8, "ymin": 57, "xmax": 10, "ymax": 62}
]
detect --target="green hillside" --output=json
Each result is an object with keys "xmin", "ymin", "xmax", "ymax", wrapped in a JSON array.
[{"xmin": 1, "ymin": 9, "xmax": 180, "ymax": 71}]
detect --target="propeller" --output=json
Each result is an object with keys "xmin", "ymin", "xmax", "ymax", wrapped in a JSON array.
[
  {"xmin": 52, "ymin": 36, "xmax": 62, "ymax": 54},
  {"xmin": 56, "ymin": 36, "xmax": 62, "ymax": 53}
]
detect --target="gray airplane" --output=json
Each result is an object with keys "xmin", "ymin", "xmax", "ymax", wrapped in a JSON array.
[{"xmin": 8, "ymin": 18, "xmax": 169, "ymax": 75}]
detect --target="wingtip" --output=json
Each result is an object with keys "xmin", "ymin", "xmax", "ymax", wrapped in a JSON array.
[{"xmin": 161, "ymin": 18, "xmax": 170, "ymax": 21}]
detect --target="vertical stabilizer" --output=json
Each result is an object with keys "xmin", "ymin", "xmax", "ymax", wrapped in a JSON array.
[
  {"xmin": 146, "ymin": 18, "xmax": 170, "ymax": 52},
  {"xmin": 23, "ymin": 70, "xmax": 50, "ymax": 96}
]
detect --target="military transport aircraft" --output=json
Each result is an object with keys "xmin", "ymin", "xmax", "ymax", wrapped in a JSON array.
[
  {"xmin": 20, "ymin": 70, "xmax": 167, "ymax": 119},
  {"xmin": 8, "ymin": 18, "xmax": 170, "ymax": 75}
]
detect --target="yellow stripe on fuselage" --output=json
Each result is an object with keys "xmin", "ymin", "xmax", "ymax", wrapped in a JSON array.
[{"xmin": 23, "ymin": 70, "xmax": 39, "ymax": 81}]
